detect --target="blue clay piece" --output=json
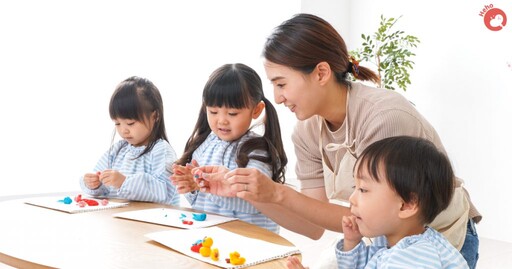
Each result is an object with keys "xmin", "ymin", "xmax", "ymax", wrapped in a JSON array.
[
  {"xmin": 58, "ymin": 196, "xmax": 73, "ymax": 204},
  {"xmin": 192, "ymin": 213, "xmax": 207, "ymax": 221}
]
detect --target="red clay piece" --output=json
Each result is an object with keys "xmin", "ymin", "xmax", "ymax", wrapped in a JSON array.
[{"xmin": 82, "ymin": 199, "xmax": 99, "ymax": 206}]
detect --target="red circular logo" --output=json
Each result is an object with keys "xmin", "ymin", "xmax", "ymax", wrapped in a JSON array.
[{"xmin": 484, "ymin": 8, "xmax": 507, "ymax": 31}]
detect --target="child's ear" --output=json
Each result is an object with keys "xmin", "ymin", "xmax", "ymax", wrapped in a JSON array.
[
  {"xmin": 252, "ymin": 101, "xmax": 265, "ymax": 119},
  {"xmin": 398, "ymin": 195, "xmax": 419, "ymax": 219}
]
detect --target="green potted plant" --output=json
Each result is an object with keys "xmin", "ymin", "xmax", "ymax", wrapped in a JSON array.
[{"xmin": 350, "ymin": 15, "xmax": 420, "ymax": 91}]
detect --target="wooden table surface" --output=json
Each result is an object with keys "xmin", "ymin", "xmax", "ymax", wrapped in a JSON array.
[{"xmin": 0, "ymin": 196, "xmax": 300, "ymax": 268}]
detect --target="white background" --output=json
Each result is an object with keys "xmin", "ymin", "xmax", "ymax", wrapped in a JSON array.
[
  {"xmin": 0, "ymin": 0, "xmax": 299, "ymax": 194},
  {"xmin": 1, "ymin": 0, "xmax": 511, "ymax": 243},
  {"xmin": 302, "ymin": 0, "xmax": 512, "ymax": 242}
]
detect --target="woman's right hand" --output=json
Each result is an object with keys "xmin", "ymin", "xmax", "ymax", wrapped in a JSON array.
[
  {"xmin": 195, "ymin": 166, "xmax": 280, "ymax": 203},
  {"xmin": 193, "ymin": 165, "xmax": 236, "ymax": 197}
]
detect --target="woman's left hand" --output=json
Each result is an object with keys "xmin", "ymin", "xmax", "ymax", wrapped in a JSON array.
[{"xmin": 225, "ymin": 168, "xmax": 279, "ymax": 202}]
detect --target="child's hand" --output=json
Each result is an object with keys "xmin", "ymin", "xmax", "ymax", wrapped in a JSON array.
[
  {"xmin": 170, "ymin": 160, "xmax": 199, "ymax": 194},
  {"xmin": 83, "ymin": 173, "xmax": 101, "ymax": 190},
  {"xmin": 99, "ymin": 169, "xmax": 126, "ymax": 189},
  {"xmin": 286, "ymin": 256, "xmax": 308, "ymax": 269},
  {"xmin": 342, "ymin": 215, "xmax": 362, "ymax": 251}
]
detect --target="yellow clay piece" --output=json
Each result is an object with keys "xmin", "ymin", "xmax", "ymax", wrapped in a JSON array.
[
  {"xmin": 229, "ymin": 251, "xmax": 240, "ymax": 259},
  {"xmin": 229, "ymin": 251, "xmax": 245, "ymax": 265},
  {"xmin": 238, "ymin": 257, "xmax": 246, "ymax": 264},
  {"xmin": 203, "ymin": 237, "xmax": 214, "ymax": 248},
  {"xmin": 199, "ymin": 246, "xmax": 211, "ymax": 257},
  {"xmin": 210, "ymin": 248, "xmax": 219, "ymax": 261},
  {"xmin": 231, "ymin": 257, "xmax": 245, "ymax": 265}
]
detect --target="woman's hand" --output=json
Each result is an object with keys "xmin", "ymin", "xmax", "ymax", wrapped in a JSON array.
[
  {"xmin": 99, "ymin": 169, "xmax": 126, "ymax": 189},
  {"xmin": 225, "ymin": 168, "xmax": 280, "ymax": 202},
  {"xmin": 193, "ymin": 165, "xmax": 236, "ymax": 197},
  {"xmin": 194, "ymin": 166, "xmax": 280, "ymax": 203},
  {"xmin": 170, "ymin": 160, "xmax": 199, "ymax": 194}
]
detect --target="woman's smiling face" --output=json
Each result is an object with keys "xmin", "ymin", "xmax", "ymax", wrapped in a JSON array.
[{"xmin": 263, "ymin": 59, "xmax": 323, "ymax": 121}]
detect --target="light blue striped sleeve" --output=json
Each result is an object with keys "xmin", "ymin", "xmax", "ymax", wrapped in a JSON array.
[
  {"xmin": 78, "ymin": 141, "xmax": 122, "ymax": 196},
  {"xmin": 383, "ymin": 243, "xmax": 444, "ymax": 268},
  {"xmin": 336, "ymin": 231, "xmax": 469, "ymax": 269},
  {"xmin": 207, "ymin": 195, "xmax": 258, "ymax": 214},
  {"xmin": 117, "ymin": 140, "xmax": 179, "ymax": 205},
  {"xmin": 335, "ymin": 239, "xmax": 369, "ymax": 269},
  {"xmin": 185, "ymin": 191, "xmax": 199, "ymax": 206},
  {"xmin": 383, "ymin": 238, "xmax": 468, "ymax": 269},
  {"xmin": 336, "ymin": 236, "xmax": 387, "ymax": 269}
]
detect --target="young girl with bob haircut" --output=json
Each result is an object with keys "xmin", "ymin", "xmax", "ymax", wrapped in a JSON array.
[
  {"xmin": 80, "ymin": 76, "xmax": 179, "ymax": 205},
  {"xmin": 171, "ymin": 63, "xmax": 287, "ymax": 232}
]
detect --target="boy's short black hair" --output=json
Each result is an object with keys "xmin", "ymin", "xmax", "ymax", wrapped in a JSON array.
[{"xmin": 355, "ymin": 136, "xmax": 454, "ymax": 224}]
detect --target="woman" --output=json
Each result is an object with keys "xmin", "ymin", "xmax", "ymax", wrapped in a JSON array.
[{"xmin": 194, "ymin": 13, "xmax": 481, "ymax": 269}]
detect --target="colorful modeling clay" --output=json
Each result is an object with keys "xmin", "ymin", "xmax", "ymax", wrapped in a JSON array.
[
  {"xmin": 229, "ymin": 251, "xmax": 246, "ymax": 265},
  {"xmin": 202, "ymin": 237, "xmax": 213, "ymax": 248},
  {"xmin": 78, "ymin": 200, "xmax": 87, "ymax": 207},
  {"xmin": 82, "ymin": 199, "xmax": 99, "ymax": 206},
  {"xmin": 182, "ymin": 220, "xmax": 193, "ymax": 225},
  {"xmin": 192, "ymin": 237, "xmax": 218, "ymax": 260},
  {"xmin": 191, "ymin": 242, "xmax": 202, "ymax": 253},
  {"xmin": 101, "ymin": 199, "xmax": 109, "ymax": 206},
  {"xmin": 58, "ymin": 196, "xmax": 73, "ymax": 204},
  {"xmin": 75, "ymin": 194, "xmax": 82, "ymax": 202},
  {"xmin": 192, "ymin": 213, "xmax": 207, "ymax": 221},
  {"xmin": 210, "ymin": 248, "xmax": 219, "ymax": 261},
  {"xmin": 180, "ymin": 212, "xmax": 205, "ymax": 224},
  {"xmin": 199, "ymin": 246, "xmax": 211, "ymax": 257}
]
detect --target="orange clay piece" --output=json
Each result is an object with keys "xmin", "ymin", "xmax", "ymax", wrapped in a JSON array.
[
  {"xmin": 202, "ymin": 237, "xmax": 213, "ymax": 248},
  {"xmin": 199, "ymin": 246, "xmax": 211, "ymax": 257},
  {"xmin": 210, "ymin": 248, "xmax": 219, "ymax": 261}
]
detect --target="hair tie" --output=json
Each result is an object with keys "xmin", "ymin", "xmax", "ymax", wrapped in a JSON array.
[{"xmin": 349, "ymin": 56, "xmax": 360, "ymax": 78}]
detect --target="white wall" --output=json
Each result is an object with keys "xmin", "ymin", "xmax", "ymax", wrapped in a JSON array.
[
  {"xmin": 301, "ymin": 0, "xmax": 512, "ymax": 242},
  {"xmin": 2, "ymin": 0, "xmax": 510, "ymax": 244},
  {"xmin": 0, "ymin": 1, "xmax": 300, "ymax": 195}
]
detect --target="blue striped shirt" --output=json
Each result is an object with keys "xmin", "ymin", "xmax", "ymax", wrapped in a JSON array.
[
  {"xmin": 79, "ymin": 139, "xmax": 180, "ymax": 205},
  {"xmin": 185, "ymin": 132, "xmax": 279, "ymax": 233},
  {"xmin": 335, "ymin": 227, "xmax": 469, "ymax": 268}
]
